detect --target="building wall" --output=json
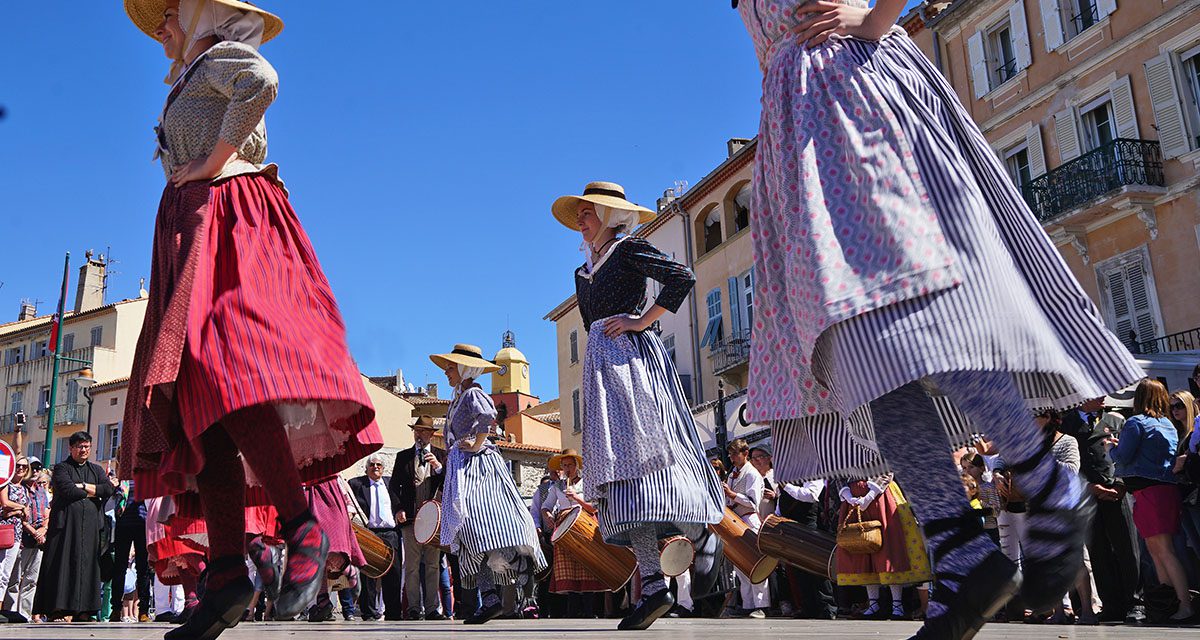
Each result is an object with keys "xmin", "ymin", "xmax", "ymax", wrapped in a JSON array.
[
  {"xmin": 551, "ymin": 305, "xmax": 585, "ymax": 451},
  {"xmin": 643, "ymin": 210, "xmax": 701, "ymax": 404},
  {"xmin": 930, "ymin": 0, "xmax": 1200, "ymax": 344}
]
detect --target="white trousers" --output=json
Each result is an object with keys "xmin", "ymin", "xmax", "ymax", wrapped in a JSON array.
[
  {"xmin": 735, "ymin": 513, "xmax": 769, "ymax": 611},
  {"xmin": 674, "ymin": 569, "xmax": 693, "ymax": 611},
  {"xmin": 3, "ymin": 546, "xmax": 41, "ymax": 618},
  {"xmin": 154, "ymin": 578, "xmax": 185, "ymax": 615}
]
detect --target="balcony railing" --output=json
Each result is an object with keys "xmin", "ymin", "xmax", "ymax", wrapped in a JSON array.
[
  {"xmin": 710, "ymin": 329, "xmax": 751, "ymax": 376},
  {"xmin": 1022, "ymin": 139, "xmax": 1164, "ymax": 222},
  {"xmin": 1136, "ymin": 326, "xmax": 1200, "ymax": 355}
]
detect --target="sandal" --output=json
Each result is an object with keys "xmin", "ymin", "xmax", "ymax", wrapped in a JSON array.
[{"xmin": 272, "ymin": 514, "xmax": 329, "ymax": 621}]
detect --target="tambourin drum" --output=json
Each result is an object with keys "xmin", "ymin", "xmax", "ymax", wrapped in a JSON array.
[
  {"xmin": 551, "ymin": 505, "xmax": 636, "ymax": 591},
  {"xmin": 351, "ymin": 521, "xmax": 395, "ymax": 580},
  {"xmin": 658, "ymin": 535, "xmax": 694, "ymax": 578},
  {"xmin": 415, "ymin": 500, "xmax": 447, "ymax": 550},
  {"xmin": 708, "ymin": 507, "xmax": 778, "ymax": 584},
  {"xmin": 757, "ymin": 514, "xmax": 838, "ymax": 581}
]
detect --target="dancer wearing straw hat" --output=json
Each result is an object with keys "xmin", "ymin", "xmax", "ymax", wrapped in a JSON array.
[
  {"xmin": 118, "ymin": 2, "xmax": 382, "ymax": 638},
  {"xmin": 430, "ymin": 344, "xmax": 547, "ymax": 625},
  {"xmin": 731, "ymin": 1, "xmax": 1144, "ymax": 638},
  {"xmin": 552, "ymin": 182, "xmax": 726, "ymax": 630}
]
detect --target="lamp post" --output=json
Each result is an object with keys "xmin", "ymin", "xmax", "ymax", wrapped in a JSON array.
[{"xmin": 73, "ymin": 368, "xmax": 98, "ymax": 439}]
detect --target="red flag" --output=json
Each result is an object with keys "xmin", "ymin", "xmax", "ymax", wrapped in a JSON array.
[{"xmin": 47, "ymin": 313, "xmax": 59, "ymax": 354}]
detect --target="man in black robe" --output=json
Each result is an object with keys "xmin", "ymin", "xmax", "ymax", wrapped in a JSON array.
[{"xmin": 33, "ymin": 431, "xmax": 115, "ymax": 621}]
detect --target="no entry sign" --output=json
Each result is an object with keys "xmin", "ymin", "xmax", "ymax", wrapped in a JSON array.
[{"xmin": 0, "ymin": 440, "xmax": 16, "ymax": 489}]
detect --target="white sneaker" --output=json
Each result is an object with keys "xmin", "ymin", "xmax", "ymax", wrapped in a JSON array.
[{"xmin": 748, "ymin": 609, "xmax": 766, "ymax": 619}]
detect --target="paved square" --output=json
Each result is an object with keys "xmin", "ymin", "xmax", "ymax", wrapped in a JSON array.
[{"xmin": 0, "ymin": 619, "xmax": 1194, "ymax": 639}]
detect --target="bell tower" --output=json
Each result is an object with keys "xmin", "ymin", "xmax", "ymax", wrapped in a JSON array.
[{"xmin": 492, "ymin": 330, "xmax": 531, "ymax": 395}]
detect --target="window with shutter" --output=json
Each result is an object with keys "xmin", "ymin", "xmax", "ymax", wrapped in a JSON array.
[
  {"xmin": 1096, "ymin": 246, "xmax": 1162, "ymax": 353},
  {"xmin": 1054, "ymin": 108, "xmax": 1083, "ymax": 162},
  {"xmin": 968, "ymin": 31, "xmax": 989, "ymax": 98},
  {"xmin": 727, "ymin": 277, "xmax": 742, "ymax": 340},
  {"xmin": 571, "ymin": 389, "xmax": 581, "ymax": 435},
  {"xmin": 90, "ymin": 326, "xmax": 103, "ymax": 347},
  {"xmin": 742, "ymin": 270, "xmax": 754, "ymax": 332},
  {"xmin": 1040, "ymin": 0, "xmax": 1066, "ymax": 51},
  {"xmin": 1067, "ymin": 0, "xmax": 1101, "ymax": 39},
  {"xmin": 1004, "ymin": 145, "xmax": 1032, "ymax": 190},
  {"xmin": 1026, "ymin": 125, "xmax": 1047, "ymax": 177},
  {"xmin": 1108, "ymin": 76, "xmax": 1138, "ymax": 139},
  {"xmin": 1010, "ymin": 1, "xmax": 1031, "ymax": 72},
  {"xmin": 569, "ymin": 330, "xmax": 578, "ymax": 364},
  {"xmin": 62, "ymin": 333, "xmax": 74, "ymax": 353},
  {"xmin": 700, "ymin": 289, "xmax": 723, "ymax": 348},
  {"xmin": 1080, "ymin": 98, "xmax": 1115, "ymax": 151}
]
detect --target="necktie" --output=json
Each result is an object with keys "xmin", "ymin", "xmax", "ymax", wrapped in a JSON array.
[{"xmin": 372, "ymin": 483, "xmax": 380, "ymax": 526}]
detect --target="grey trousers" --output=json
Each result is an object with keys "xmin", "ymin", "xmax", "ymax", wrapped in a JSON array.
[
  {"xmin": 401, "ymin": 526, "xmax": 442, "ymax": 614},
  {"xmin": 4, "ymin": 546, "xmax": 42, "ymax": 619}
]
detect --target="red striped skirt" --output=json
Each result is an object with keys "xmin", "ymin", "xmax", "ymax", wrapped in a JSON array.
[{"xmin": 120, "ymin": 172, "xmax": 382, "ymax": 499}]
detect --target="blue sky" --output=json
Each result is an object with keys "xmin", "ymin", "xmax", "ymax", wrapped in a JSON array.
[{"xmin": 0, "ymin": 2, "xmax": 923, "ymax": 399}]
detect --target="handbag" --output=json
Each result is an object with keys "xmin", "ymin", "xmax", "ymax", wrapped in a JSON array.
[
  {"xmin": 836, "ymin": 505, "xmax": 883, "ymax": 555},
  {"xmin": 0, "ymin": 524, "xmax": 16, "ymax": 550}
]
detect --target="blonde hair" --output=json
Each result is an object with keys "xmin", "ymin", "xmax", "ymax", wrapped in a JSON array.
[{"xmin": 1169, "ymin": 390, "xmax": 1197, "ymax": 448}]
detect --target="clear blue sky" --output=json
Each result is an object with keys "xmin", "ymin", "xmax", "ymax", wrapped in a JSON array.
[{"xmin": 0, "ymin": 1, "xmax": 923, "ymax": 399}]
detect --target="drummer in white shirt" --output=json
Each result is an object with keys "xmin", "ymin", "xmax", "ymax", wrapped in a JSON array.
[
  {"xmin": 540, "ymin": 449, "xmax": 607, "ymax": 617},
  {"xmin": 723, "ymin": 439, "xmax": 770, "ymax": 619}
]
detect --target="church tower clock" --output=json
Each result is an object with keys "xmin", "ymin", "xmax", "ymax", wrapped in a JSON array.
[{"xmin": 492, "ymin": 330, "xmax": 531, "ymax": 395}]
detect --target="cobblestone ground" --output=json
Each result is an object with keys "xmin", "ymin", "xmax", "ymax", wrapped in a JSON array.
[{"xmin": 1, "ymin": 618, "xmax": 1196, "ymax": 639}]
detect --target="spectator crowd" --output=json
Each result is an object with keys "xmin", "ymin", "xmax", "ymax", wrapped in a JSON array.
[{"xmin": 2, "ymin": 366, "xmax": 1199, "ymax": 626}]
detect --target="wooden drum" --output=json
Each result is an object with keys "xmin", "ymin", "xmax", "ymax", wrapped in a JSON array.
[
  {"xmin": 757, "ymin": 514, "xmax": 838, "ymax": 580},
  {"xmin": 551, "ymin": 505, "xmax": 636, "ymax": 591},
  {"xmin": 351, "ymin": 521, "xmax": 395, "ymax": 579},
  {"xmin": 709, "ymin": 507, "xmax": 778, "ymax": 584},
  {"xmin": 415, "ymin": 500, "xmax": 449, "ymax": 551},
  {"xmin": 658, "ymin": 535, "xmax": 694, "ymax": 578}
]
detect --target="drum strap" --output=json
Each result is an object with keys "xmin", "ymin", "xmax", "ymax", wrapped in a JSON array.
[{"xmin": 340, "ymin": 476, "xmax": 370, "ymax": 527}]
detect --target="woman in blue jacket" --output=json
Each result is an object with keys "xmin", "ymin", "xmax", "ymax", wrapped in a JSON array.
[{"xmin": 1109, "ymin": 378, "xmax": 1193, "ymax": 622}]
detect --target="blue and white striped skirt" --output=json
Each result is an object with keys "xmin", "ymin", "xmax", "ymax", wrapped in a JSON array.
[
  {"xmin": 441, "ymin": 445, "xmax": 546, "ymax": 587},
  {"xmin": 582, "ymin": 322, "xmax": 725, "ymax": 545},
  {"xmin": 755, "ymin": 32, "xmax": 1144, "ymax": 483}
]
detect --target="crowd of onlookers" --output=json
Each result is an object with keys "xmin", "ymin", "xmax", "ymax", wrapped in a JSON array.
[{"xmin": 8, "ymin": 366, "xmax": 1200, "ymax": 626}]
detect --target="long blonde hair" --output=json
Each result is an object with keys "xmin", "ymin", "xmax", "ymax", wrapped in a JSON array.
[{"xmin": 1169, "ymin": 390, "xmax": 1197, "ymax": 451}]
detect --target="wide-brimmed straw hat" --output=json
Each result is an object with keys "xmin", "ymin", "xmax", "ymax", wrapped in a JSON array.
[
  {"xmin": 429, "ymin": 344, "xmax": 501, "ymax": 374},
  {"xmin": 547, "ymin": 448, "xmax": 583, "ymax": 472},
  {"xmin": 125, "ymin": 0, "xmax": 284, "ymax": 44},
  {"xmin": 409, "ymin": 415, "xmax": 440, "ymax": 432},
  {"xmin": 552, "ymin": 181, "xmax": 656, "ymax": 232}
]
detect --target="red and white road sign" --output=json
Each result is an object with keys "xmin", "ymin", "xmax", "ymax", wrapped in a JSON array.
[{"xmin": 0, "ymin": 440, "xmax": 15, "ymax": 489}]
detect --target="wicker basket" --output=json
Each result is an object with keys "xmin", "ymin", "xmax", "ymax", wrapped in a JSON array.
[{"xmin": 836, "ymin": 506, "xmax": 883, "ymax": 555}]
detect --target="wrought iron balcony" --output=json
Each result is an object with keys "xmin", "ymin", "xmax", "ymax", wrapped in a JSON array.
[
  {"xmin": 710, "ymin": 329, "xmax": 751, "ymax": 376},
  {"xmin": 1135, "ymin": 326, "xmax": 1200, "ymax": 355},
  {"xmin": 1022, "ymin": 139, "xmax": 1164, "ymax": 223}
]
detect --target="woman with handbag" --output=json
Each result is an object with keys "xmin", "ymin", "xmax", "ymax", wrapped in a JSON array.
[
  {"xmin": 0, "ymin": 459, "xmax": 32, "ymax": 611},
  {"xmin": 835, "ymin": 477, "xmax": 930, "ymax": 621},
  {"xmin": 5, "ymin": 466, "xmax": 48, "ymax": 620}
]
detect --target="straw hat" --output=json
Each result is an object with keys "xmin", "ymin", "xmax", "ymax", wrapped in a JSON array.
[
  {"xmin": 547, "ymin": 449, "xmax": 583, "ymax": 472},
  {"xmin": 125, "ymin": 0, "xmax": 284, "ymax": 44},
  {"xmin": 409, "ymin": 415, "xmax": 439, "ymax": 432},
  {"xmin": 429, "ymin": 344, "xmax": 501, "ymax": 374},
  {"xmin": 551, "ymin": 181, "xmax": 656, "ymax": 231}
]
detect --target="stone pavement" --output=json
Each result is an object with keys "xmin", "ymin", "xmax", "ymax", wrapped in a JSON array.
[{"xmin": 1, "ymin": 619, "xmax": 1196, "ymax": 639}]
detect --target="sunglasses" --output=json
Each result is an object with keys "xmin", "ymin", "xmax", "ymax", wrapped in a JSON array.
[
  {"xmin": 367, "ymin": 463, "xmax": 383, "ymax": 468},
  {"xmin": 15, "ymin": 464, "xmax": 28, "ymax": 470},
  {"xmin": 1170, "ymin": 402, "xmax": 1186, "ymax": 410}
]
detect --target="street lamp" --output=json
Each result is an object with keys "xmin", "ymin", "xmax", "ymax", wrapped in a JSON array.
[{"xmin": 72, "ymin": 368, "xmax": 98, "ymax": 439}]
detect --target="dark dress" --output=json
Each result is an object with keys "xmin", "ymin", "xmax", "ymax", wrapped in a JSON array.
[
  {"xmin": 575, "ymin": 236, "xmax": 724, "ymax": 544},
  {"xmin": 33, "ymin": 458, "xmax": 115, "ymax": 616}
]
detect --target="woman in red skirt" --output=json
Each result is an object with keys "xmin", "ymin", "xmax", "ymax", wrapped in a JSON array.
[{"xmin": 118, "ymin": 2, "xmax": 382, "ymax": 638}]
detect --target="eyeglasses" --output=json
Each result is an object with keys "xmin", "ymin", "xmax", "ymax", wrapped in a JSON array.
[
  {"xmin": 1170, "ymin": 402, "xmax": 1186, "ymax": 410},
  {"xmin": 15, "ymin": 465, "xmax": 28, "ymax": 470},
  {"xmin": 367, "ymin": 463, "xmax": 383, "ymax": 468}
]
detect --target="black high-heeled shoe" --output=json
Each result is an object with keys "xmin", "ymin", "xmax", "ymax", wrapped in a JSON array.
[
  {"xmin": 910, "ymin": 511, "xmax": 1021, "ymax": 640},
  {"xmin": 164, "ymin": 560, "xmax": 253, "ymax": 640},
  {"xmin": 272, "ymin": 514, "xmax": 329, "ymax": 621},
  {"xmin": 619, "ymin": 580, "xmax": 675, "ymax": 631},
  {"xmin": 1007, "ymin": 441, "xmax": 1095, "ymax": 612}
]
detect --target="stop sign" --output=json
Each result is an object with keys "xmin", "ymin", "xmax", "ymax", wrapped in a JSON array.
[{"xmin": 0, "ymin": 440, "xmax": 15, "ymax": 489}]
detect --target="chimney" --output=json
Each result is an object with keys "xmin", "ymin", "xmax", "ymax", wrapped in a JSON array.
[
  {"xmin": 17, "ymin": 299, "xmax": 37, "ymax": 322},
  {"xmin": 656, "ymin": 188, "xmax": 677, "ymax": 212},
  {"xmin": 425, "ymin": 383, "xmax": 439, "ymax": 399},
  {"xmin": 394, "ymin": 368, "xmax": 406, "ymax": 393},
  {"xmin": 74, "ymin": 250, "xmax": 106, "ymax": 313},
  {"xmin": 727, "ymin": 137, "xmax": 751, "ymax": 158}
]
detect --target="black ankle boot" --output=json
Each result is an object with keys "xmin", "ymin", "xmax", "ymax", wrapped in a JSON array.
[
  {"xmin": 688, "ymin": 528, "xmax": 724, "ymax": 604},
  {"xmin": 619, "ymin": 580, "xmax": 675, "ymax": 631},
  {"xmin": 464, "ymin": 592, "xmax": 504, "ymax": 625},
  {"xmin": 1007, "ymin": 446, "xmax": 1094, "ymax": 612},
  {"xmin": 164, "ymin": 558, "xmax": 253, "ymax": 640},
  {"xmin": 910, "ymin": 512, "xmax": 1020, "ymax": 640}
]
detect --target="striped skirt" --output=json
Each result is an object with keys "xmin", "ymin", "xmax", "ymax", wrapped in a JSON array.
[
  {"xmin": 749, "ymin": 30, "xmax": 1143, "ymax": 481},
  {"xmin": 582, "ymin": 323, "xmax": 725, "ymax": 545},
  {"xmin": 441, "ymin": 445, "xmax": 546, "ymax": 588},
  {"xmin": 119, "ymin": 172, "xmax": 382, "ymax": 498}
]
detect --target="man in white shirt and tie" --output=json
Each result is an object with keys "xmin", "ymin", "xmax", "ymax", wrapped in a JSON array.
[{"xmin": 349, "ymin": 454, "xmax": 404, "ymax": 620}]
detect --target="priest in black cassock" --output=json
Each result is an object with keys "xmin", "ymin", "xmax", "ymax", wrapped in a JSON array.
[{"xmin": 33, "ymin": 431, "xmax": 116, "ymax": 621}]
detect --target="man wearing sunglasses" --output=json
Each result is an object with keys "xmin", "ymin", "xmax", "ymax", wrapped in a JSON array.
[{"xmin": 348, "ymin": 455, "xmax": 403, "ymax": 621}]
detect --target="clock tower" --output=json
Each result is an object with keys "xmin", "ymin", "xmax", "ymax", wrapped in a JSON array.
[{"xmin": 492, "ymin": 330, "xmax": 531, "ymax": 395}]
